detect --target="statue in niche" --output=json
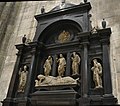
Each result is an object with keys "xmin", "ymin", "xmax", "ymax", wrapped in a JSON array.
[
  {"xmin": 57, "ymin": 54, "xmax": 66, "ymax": 76},
  {"xmin": 35, "ymin": 74, "xmax": 78, "ymax": 87},
  {"xmin": 18, "ymin": 65, "xmax": 28, "ymax": 92},
  {"xmin": 71, "ymin": 52, "xmax": 81, "ymax": 75},
  {"xmin": 43, "ymin": 56, "xmax": 53, "ymax": 76},
  {"xmin": 91, "ymin": 59, "xmax": 103, "ymax": 89},
  {"xmin": 58, "ymin": 30, "xmax": 70, "ymax": 43}
]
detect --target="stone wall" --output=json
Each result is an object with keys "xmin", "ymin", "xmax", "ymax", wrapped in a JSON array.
[
  {"xmin": 0, "ymin": 2, "xmax": 22, "ymax": 106},
  {"xmin": 0, "ymin": 0, "xmax": 120, "ymax": 105}
]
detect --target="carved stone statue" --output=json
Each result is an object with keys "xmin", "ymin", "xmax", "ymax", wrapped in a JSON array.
[
  {"xmin": 71, "ymin": 52, "xmax": 80, "ymax": 75},
  {"xmin": 91, "ymin": 59, "xmax": 103, "ymax": 89},
  {"xmin": 35, "ymin": 74, "xmax": 78, "ymax": 87},
  {"xmin": 43, "ymin": 56, "xmax": 52, "ymax": 76},
  {"xmin": 18, "ymin": 65, "xmax": 28, "ymax": 92},
  {"xmin": 57, "ymin": 54, "xmax": 66, "ymax": 76},
  {"xmin": 102, "ymin": 18, "xmax": 106, "ymax": 28},
  {"xmin": 22, "ymin": 34, "xmax": 27, "ymax": 44},
  {"xmin": 41, "ymin": 6, "xmax": 45, "ymax": 14},
  {"xmin": 84, "ymin": 0, "xmax": 87, "ymax": 3}
]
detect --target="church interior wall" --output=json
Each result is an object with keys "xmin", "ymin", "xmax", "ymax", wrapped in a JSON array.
[{"xmin": 0, "ymin": 0, "xmax": 120, "ymax": 105}]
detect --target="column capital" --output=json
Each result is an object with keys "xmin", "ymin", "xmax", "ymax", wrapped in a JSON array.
[
  {"xmin": 29, "ymin": 41, "xmax": 45, "ymax": 54},
  {"xmin": 77, "ymin": 32, "xmax": 91, "ymax": 45},
  {"xmin": 97, "ymin": 28, "xmax": 111, "ymax": 45},
  {"xmin": 15, "ymin": 44, "xmax": 27, "ymax": 50},
  {"xmin": 15, "ymin": 44, "xmax": 27, "ymax": 56}
]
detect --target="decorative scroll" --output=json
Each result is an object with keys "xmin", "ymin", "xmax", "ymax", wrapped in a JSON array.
[{"xmin": 91, "ymin": 59, "xmax": 103, "ymax": 89}]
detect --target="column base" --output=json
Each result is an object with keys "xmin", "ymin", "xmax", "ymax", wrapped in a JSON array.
[{"xmin": 2, "ymin": 97, "xmax": 30, "ymax": 106}]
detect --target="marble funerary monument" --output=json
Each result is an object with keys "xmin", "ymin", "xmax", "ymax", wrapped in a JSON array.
[{"xmin": 2, "ymin": 1, "xmax": 118, "ymax": 106}]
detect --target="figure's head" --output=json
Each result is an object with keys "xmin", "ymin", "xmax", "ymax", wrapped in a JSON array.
[
  {"xmin": 48, "ymin": 56, "xmax": 51, "ymax": 59},
  {"xmin": 37, "ymin": 74, "xmax": 45, "ymax": 83},
  {"xmin": 60, "ymin": 54, "xmax": 63, "ymax": 57},
  {"xmin": 24, "ymin": 65, "xmax": 27, "ymax": 70},
  {"xmin": 93, "ymin": 59, "xmax": 97, "ymax": 63},
  {"xmin": 73, "ymin": 52, "xmax": 76, "ymax": 56}
]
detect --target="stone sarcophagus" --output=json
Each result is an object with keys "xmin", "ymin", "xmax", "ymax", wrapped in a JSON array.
[{"xmin": 2, "ymin": 1, "xmax": 118, "ymax": 106}]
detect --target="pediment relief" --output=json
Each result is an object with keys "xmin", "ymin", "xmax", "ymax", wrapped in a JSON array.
[
  {"xmin": 58, "ymin": 30, "xmax": 71, "ymax": 43},
  {"xmin": 38, "ymin": 20, "xmax": 82, "ymax": 45}
]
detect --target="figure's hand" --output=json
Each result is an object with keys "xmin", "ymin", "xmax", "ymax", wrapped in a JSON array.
[
  {"xmin": 99, "ymin": 71, "xmax": 102, "ymax": 75},
  {"xmin": 71, "ymin": 57, "xmax": 73, "ymax": 60},
  {"xmin": 91, "ymin": 67, "xmax": 94, "ymax": 70}
]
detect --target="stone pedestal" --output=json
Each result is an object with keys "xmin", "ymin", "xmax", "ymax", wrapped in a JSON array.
[{"xmin": 31, "ymin": 89, "xmax": 80, "ymax": 106}]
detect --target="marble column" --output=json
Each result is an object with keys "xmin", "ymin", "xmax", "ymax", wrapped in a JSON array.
[
  {"xmin": 24, "ymin": 42, "xmax": 43, "ymax": 97},
  {"xmin": 82, "ymin": 43, "xmax": 89, "ymax": 97},
  {"xmin": 66, "ymin": 52, "xmax": 71, "ymax": 76},
  {"xmin": 78, "ymin": 32, "xmax": 90, "ymax": 97},
  {"xmin": 78, "ymin": 32, "xmax": 90, "ymax": 106},
  {"xmin": 98, "ymin": 28, "xmax": 118, "ymax": 105},
  {"xmin": 2, "ymin": 44, "xmax": 25, "ymax": 106},
  {"xmin": 52, "ymin": 54, "xmax": 57, "ymax": 76},
  {"xmin": 99, "ymin": 28, "xmax": 113, "ymax": 96}
]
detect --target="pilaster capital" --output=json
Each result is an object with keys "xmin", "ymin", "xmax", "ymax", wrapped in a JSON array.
[
  {"xmin": 97, "ymin": 28, "xmax": 111, "ymax": 45},
  {"xmin": 77, "ymin": 32, "xmax": 90, "ymax": 45},
  {"xmin": 15, "ymin": 44, "xmax": 27, "ymax": 56},
  {"xmin": 15, "ymin": 44, "xmax": 26, "ymax": 50},
  {"xmin": 29, "ymin": 41, "xmax": 45, "ymax": 55}
]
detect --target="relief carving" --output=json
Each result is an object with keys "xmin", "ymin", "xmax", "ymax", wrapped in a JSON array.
[{"xmin": 58, "ymin": 30, "xmax": 70, "ymax": 43}]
